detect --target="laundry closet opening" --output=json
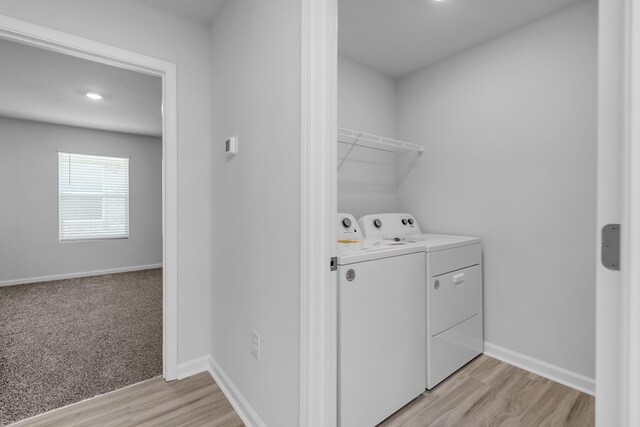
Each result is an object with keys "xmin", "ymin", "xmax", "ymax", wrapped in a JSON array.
[{"xmin": 335, "ymin": 0, "xmax": 597, "ymax": 425}]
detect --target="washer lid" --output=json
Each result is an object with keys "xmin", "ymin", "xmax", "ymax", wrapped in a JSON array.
[{"xmin": 337, "ymin": 239, "xmax": 425, "ymax": 265}]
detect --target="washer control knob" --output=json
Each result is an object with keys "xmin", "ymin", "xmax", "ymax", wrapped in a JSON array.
[
  {"xmin": 342, "ymin": 218, "xmax": 352, "ymax": 228},
  {"xmin": 373, "ymin": 219, "xmax": 382, "ymax": 229},
  {"xmin": 408, "ymin": 218, "xmax": 414, "ymax": 225},
  {"xmin": 401, "ymin": 218, "xmax": 408, "ymax": 225},
  {"xmin": 434, "ymin": 279, "xmax": 440, "ymax": 290}
]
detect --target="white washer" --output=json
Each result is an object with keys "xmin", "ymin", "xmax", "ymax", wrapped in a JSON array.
[
  {"xmin": 336, "ymin": 214, "xmax": 425, "ymax": 427},
  {"xmin": 358, "ymin": 213, "xmax": 483, "ymax": 390}
]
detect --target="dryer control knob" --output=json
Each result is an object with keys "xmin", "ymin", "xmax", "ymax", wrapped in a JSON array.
[
  {"xmin": 408, "ymin": 218, "xmax": 414, "ymax": 225},
  {"xmin": 342, "ymin": 218, "xmax": 352, "ymax": 228},
  {"xmin": 373, "ymin": 219, "xmax": 382, "ymax": 229},
  {"xmin": 401, "ymin": 219, "xmax": 408, "ymax": 225}
]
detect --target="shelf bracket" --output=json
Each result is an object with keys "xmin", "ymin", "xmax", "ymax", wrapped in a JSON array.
[
  {"xmin": 396, "ymin": 150, "xmax": 423, "ymax": 189},
  {"xmin": 337, "ymin": 132, "xmax": 362, "ymax": 171}
]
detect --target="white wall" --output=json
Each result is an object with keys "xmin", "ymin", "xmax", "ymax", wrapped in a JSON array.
[
  {"xmin": 210, "ymin": 1, "xmax": 301, "ymax": 426},
  {"xmin": 0, "ymin": 117, "xmax": 161, "ymax": 282},
  {"xmin": 396, "ymin": 2, "xmax": 597, "ymax": 380},
  {"xmin": 338, "ymin": 55, "xmax": 396, "ymax": 136},
  {"xmin": 338, "ymin": 55, "xmax": 398, "ymax": 218},
  {"xmin": 0, "ymin": 0, "xmax": 213, "ymax": 364}
]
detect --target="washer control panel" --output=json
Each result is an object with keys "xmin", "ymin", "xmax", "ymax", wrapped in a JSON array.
[
  {"xmin": 337, "ymin": 213, "xmax": 363, "ymax": 240},
  {"xmin": 358, "ymin": 213, "xmax": 421, "ymax": 238}
]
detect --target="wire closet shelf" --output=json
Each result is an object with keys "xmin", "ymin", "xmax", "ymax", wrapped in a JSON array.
[{"xmin": 337, "ymin": 127, "xmax": 424, "ymax": 187}]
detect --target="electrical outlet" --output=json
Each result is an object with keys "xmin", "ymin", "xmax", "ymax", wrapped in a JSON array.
[{"xmin": 251, "ymin": 330, "xmax": 260, "ymax": 360}]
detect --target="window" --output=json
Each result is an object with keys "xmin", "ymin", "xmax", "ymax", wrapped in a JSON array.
[{"xmin": 58, "ymin": 152, "xmax": 129, "ymax": 241}]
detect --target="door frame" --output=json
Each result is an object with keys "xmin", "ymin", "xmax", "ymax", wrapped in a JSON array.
[
  {"xmin": 595, "ymin": 0, "xmax": 640, "ymax": 425},
  {"xmin": 300, "ymin": 0, "xmax": 338, "ymax": 426},
  {"xmin": 621, "ymin": 0, "xmax": 640, "ymax": 424},
  {"xmin": 0, "ymin": 15, "xmax": 179, "ymax": 380}
]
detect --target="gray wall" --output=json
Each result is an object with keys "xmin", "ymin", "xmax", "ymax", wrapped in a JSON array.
[
  {"xmin": 0, "ymin": 117, "xmax": 161, "ymax": 282},
  {"xmin": 210, "ymin": 1, "xmax": 301, "ymax": 426},
  {"xmin": 0, "ymin": 0, "xmax": 213, "ymax": 364},
  {"xmin": 338, "ymin": 55, "xmax": 398, "ymax": 218},
  {"xmin": 396, "ymin": 2, "xmax": 597, "ymax": 379}
]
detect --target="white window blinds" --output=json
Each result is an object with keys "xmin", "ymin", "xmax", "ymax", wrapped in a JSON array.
[{"xmin": 58, "ymin": 152, "xmax": 129, "ymax": 241}]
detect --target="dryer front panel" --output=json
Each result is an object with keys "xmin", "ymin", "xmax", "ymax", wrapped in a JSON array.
[{"xmin": 429, "ymin": 264, "xmax": 482, "ymax": 336}]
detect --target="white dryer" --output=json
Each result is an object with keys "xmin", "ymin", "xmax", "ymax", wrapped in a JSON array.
[
  {"xmin": 359, "ymin": 213, "xmax": 483, "ymax": 390},
  {"xmin": 336, "ymin": 214, "xmax": 425, "ymax": 427}
]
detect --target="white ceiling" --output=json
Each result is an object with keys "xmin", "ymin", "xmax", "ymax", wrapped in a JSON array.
[
  {"xmin": 0, "ymin": 1, "xmax": 593, "ymax": 135},
  {"xmin": 0, "ymin": 38, "xmax": 162, "ymax": 137},
  {"xmin": 137, "ymin": 0, "xmax": 228, "ymax": 25},
  {"xmin": 339, "ymin": 0, "xmax": 591, "ymax": 78}
]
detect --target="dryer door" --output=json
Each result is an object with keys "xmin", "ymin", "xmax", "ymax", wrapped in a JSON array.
[{"xmin": 430, "ymin": 264, "xmax": 482, "ymax": 336}]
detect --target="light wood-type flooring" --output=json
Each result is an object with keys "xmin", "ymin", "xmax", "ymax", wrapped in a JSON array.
[
  {"xmin": 380, "ymin": 355, "xmax": 595, "ymax": 427},
  {"xmin": 10, "ymin": 355, "xmax": 594, "ymax": 427},
  {"xmin": 10, "ymin": 372, "xmax": 243, "ymax": 427}
]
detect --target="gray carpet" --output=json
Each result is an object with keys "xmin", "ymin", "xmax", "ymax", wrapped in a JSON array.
[{"xmin": 0, "ymin": 269, "xmax": 162, "ymax": 426}]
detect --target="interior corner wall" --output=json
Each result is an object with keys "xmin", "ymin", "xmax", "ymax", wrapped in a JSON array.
[
  {"xmin": 396, "ymin": 1, "xmax": 598, "ymax": 379},
  {"xmin": 0, "ymin": 117, "xmax": 161, "ymax": 282},
  {"xmin": 210, "ymin": 1, "xmax": 301, "ymax": 426},
  {"xmin": 337, "ymin": 55, "xmax": 399, "ymax": 218},
  {"xmin": 0, "ymin": 0, "xmax": 213, "ymax": 365}
]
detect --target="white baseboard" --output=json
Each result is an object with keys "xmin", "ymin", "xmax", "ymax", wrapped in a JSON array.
[
  {"xmin": 176, "ymin": 355, "xmax": 267, "ymax": 427},
  {"xmin": 483, "ymin": 342, "xmax": 595, "ymax": 396},
  {"xmin": 176, "ymin": 355, "xmax": 211, "ymax": 380},
  {"xmin": 0, "ymin": 263, "xmax": 163, "ymax": 288}
]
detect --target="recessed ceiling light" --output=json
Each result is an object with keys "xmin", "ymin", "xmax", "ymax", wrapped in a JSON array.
[{"xmin": 85, "ymin": 92, "xmax": 103, "ymax": 101}]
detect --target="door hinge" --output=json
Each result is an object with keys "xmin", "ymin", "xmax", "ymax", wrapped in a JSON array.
[
  {"xmin": 330, "ymin": 257, "xmax": 337, "ymax": 272},
  {"xmin": 602, "ymin": 224, "xmax": 620, "ymax": 271}
]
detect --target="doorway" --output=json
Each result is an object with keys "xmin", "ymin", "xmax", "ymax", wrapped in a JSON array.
[{"xmin": 0, "ymin": 16, "xmax": 178, "ymax": 425}]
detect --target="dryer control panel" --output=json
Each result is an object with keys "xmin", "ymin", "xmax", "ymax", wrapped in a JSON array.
[{"xmin": 358, "ymin": 213, "xmax": 421, "ymax": 238}]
